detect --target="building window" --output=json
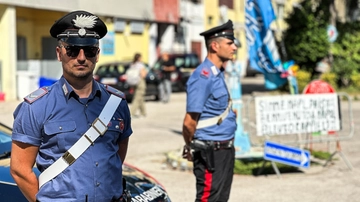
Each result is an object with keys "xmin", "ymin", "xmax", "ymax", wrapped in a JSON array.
[
  {"xmin": 219, "ymin": 0, "xmax": 233, "ymax": 9},
  {"xmin": 191, "ymin": 0, "xmax": 201, "ymax": 3},
  {"xmin": 130, "ymin": 22, "xmax": 145, "ymax": 34},
  {"xmin": 17, "ymin": 36, "xmax": 27, "ymax": 60},
  {"xmin": 208, "ymin": 16, "xmax": 213, "ymax": 25},
  {"xmin": 41, "ymin": 37, "xmax": 58, "ymax": 60},
  {"xmin": 114, "ymin": 19, "xmax": 126, "ymax": 32}
]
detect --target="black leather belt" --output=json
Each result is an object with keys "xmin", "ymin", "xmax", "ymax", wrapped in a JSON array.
[
  {"xmin": 212, "ymin": 139, "xmax": 234, "ymax": 150},
  {"xmin": 191, "ymin": 138, "xmax": 234, "ymax": 150}
]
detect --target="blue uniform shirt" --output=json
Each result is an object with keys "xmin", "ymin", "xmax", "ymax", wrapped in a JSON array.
[
  {"xmin": 12, "ymin": 77, "xmax": 132, "ymax": 202},
  {"xmin": 186, "ymin": 58, "xmax": 237, "ymax": 141}
]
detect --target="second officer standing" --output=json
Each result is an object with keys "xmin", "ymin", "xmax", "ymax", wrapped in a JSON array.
[{"xmin": 182, "ymin": 20, "xmax": 238, "ymax": 202}]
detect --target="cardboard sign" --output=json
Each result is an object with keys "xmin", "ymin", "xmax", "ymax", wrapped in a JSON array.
[{"xmin": 255, "ymin": 93, "xmax": 340, "ymax": 136}]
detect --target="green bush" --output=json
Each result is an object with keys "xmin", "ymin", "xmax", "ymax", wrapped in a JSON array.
[
  {"xmin": 333, "ymin": 21, "xmax": 360, "ymax": 65},
  {"xmin": 319, "ymin": 72, "xmax": 337, "ymax": 89},
  {"xmin": 331, "ymin": 57, "xmax": 357, "ymax": 87},
  {"xmin": 331, "ymin": 21, "xmax": 360, "ymax": 89},
  {"xmin": 282, "ymin": 0, "xmax": 331, "ymax": 72},
  {"xmin": 350, "ymin": 73, "xmax": 360, "ymax": 89},
  {"xmin": 295, "ymin": 70, "xmax": 312, "ymax": 93},
  {"xmin": 233, "ymin": 159, "xmax": 300, "ymax": 175}
]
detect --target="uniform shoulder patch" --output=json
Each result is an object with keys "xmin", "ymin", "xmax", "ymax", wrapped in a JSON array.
[
  {"xmin": 106, "ymin": 85, "xmax": 125, "ymax": 99},
  {"xmin": 200, "ymin": 67, "xmax": 211, "ymax": 79},
  {"xmin": 24, "ymin": 87, "xmax": 49, "ymax": 104}
]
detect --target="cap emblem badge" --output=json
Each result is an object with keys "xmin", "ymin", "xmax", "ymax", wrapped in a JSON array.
[{"xmin": 72, "ymin": 14, "xmax": 98, "ymax": 37}]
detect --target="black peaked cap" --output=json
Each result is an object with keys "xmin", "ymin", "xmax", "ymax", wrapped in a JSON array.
[
  {"xmin": 200, "ymin": 20, "xmax": 235, "ymax": 41},
  {"xmin": 50, "ymin": 10, "xmax": 107, "ymax": 46}
]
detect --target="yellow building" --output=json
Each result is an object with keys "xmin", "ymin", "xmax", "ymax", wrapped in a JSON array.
[
  {"xmin": 15, "ymin": 8, "xmax": 151, "ymax": 65},
  {"xmin": 0, "ymin": 3, "xmax": 154, "ymax": 100},
  {"xmin": 203, "ymin": 0, "xmax": 247, "ymax": 61}
]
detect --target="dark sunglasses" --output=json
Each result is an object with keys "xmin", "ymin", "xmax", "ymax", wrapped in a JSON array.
[{"xmin": 60, "ymin": 45, "xmax": 99, "ymax": 58}]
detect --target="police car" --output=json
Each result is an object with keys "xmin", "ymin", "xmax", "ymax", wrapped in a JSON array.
[{"xmin": 0, "ymin": 122, "xmax": 171, "ymax": 202}]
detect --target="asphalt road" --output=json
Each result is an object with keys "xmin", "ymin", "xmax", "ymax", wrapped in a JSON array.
[
  {"xmin": 126, "ymin": 76, "xmax": 360, "ymax": 202},
  {"xmin": 1, "ymin": 75, "xmax": 360, "ymax": 202}
]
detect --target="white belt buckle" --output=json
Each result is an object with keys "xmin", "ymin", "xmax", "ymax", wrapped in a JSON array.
[{"xmin": 92, "ymin": 118, "xmax": 107, "ymax": 136}]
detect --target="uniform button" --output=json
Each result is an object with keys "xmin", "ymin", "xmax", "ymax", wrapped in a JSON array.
[
  {"xmin": 85, "ymin": 104, "xmax": 88, "ymax": 107},
  {"xmin": 96, "ymin": 182, "xmax": 100, "ymax": 187},
  {"xmin": 115, "ymin": 125, "xmax": 119, "ymax": 129},
  {"xmin": 59, "ymin": 126, "xmax": 62, "ymax": 130},
  {"xmin": 95, "ymin": 162, "xmax": 98, "ymax": 166},
  {"xmin": 89, "ymin": 123, "xmax": 92, "ymax": 127}
]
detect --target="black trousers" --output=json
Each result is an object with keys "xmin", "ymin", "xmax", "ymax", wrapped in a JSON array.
[{"xmin": 193, "ymin": 146, "xmax": 235, "ymax": 202}]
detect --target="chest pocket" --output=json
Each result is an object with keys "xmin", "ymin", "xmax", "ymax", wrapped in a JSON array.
[
  {"xmin": 43, "ymin": 120, "xmax": 76, "ymax": 152},
  {"xmin": 209, "ymin": 88, "xmax": 228, "ymax": 109}
]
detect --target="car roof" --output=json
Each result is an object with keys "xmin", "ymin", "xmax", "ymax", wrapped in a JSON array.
[
  {"xmin": 168, "ymin": 53, "xmax": 198, "ymax": 57},
  {"xmin": 97, "ymin": 61, "xmax": 131, "ymax": 67}
]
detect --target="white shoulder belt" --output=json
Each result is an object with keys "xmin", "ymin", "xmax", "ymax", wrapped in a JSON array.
[
  {"xmin": 38, "ymin": 94, "xmax": 122, "ymax": 188},
  {"xmin": 196, "ymin": 100, "xmax": 232, "ymax": 129}
]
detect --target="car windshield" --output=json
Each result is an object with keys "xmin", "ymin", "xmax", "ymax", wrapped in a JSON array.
[
  {"xmin": 174, "ymin": 55, "xmax": 199, "ymax": 69},
  {"xmin": 153, "ymin": 54, "xmax": 199, "ymax": 70},
  {"xmin": 95, "ymin": 63, "xmax": 127, "ymax": 77}
]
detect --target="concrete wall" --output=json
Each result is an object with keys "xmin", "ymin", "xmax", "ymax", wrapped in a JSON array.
[
  {"xmin": 180, "ymin": 1, "xmax": 205, "ymax": 59},
  {"xmin": 0, "ymin": 5, "xmax": 17, "ymax": 100},
  {"xmin": 153, "ymin": 0, "xmax": 179, "ymax": 23}
]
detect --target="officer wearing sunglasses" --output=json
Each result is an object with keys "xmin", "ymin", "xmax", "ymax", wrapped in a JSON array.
[{"xmin": 10, "ymin": 10, "xmax": 132, "ymax": 202}]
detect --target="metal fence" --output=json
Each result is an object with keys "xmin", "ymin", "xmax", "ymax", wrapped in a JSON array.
[{"xmin": 242, "ymin": 92, "xmax": 354, "ymax": 171}]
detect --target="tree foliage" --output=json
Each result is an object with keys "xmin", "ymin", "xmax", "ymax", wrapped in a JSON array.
[
  {"xmin": 332, "ymin": 21, "xmax": 360, "ymax": 64},
  {"xmin": 331, "ymin": 21, "xmax": 360, "ymax": 87},
  {"xmin": 282, "ymin": 0, "xmax": 331, "ymax": 71}
]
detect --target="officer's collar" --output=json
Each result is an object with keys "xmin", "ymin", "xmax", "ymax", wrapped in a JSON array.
[{"xmin": 59, "ymin": 77, "xmax": 101, "ymax": 101}]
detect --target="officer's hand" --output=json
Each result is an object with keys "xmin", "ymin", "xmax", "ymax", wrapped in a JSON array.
[
  {"xmin": 233, "ymin": 109, "xmax": 237, "ymax": 118},
  {"xmin": 182, "ymin": 145, "xmax": 193, "ymax": 162}
]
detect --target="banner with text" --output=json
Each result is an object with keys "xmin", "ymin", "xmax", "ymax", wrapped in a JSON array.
[
  {"xmin": 245, "ymin": 0, "xmax": 287, "ymax": 90},
  {"xmin": 255, "ymin": 94, "xmax": 340, "ymax": 136}
]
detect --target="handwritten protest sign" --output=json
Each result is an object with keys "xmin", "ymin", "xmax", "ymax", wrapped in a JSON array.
[{"xmin": 255, "ymin": 94, "xmax": 340, "ymax": 136}]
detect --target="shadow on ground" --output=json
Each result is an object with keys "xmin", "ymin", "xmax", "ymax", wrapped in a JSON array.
[{"xmin": 170, "ymin": 129, "xmax": 182, "ymax": 136}]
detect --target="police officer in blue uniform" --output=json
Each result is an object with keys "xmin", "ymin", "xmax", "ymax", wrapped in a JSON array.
[
  {"xmin": 182, "ymin": 20, "xmax": 238, "ymax": 202},
  {"xmin": 10, "ymin": 10, "xmax": 132, "ymax": 202}
]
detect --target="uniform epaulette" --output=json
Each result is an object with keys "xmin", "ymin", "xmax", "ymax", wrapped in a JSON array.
[
  {"xmin": 105, "ymin": 85, "xmax": 125, "ymax": 99},
  {"xmin": 24, "ymin": 87, "xmax": 49, "ymax": 104}
]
